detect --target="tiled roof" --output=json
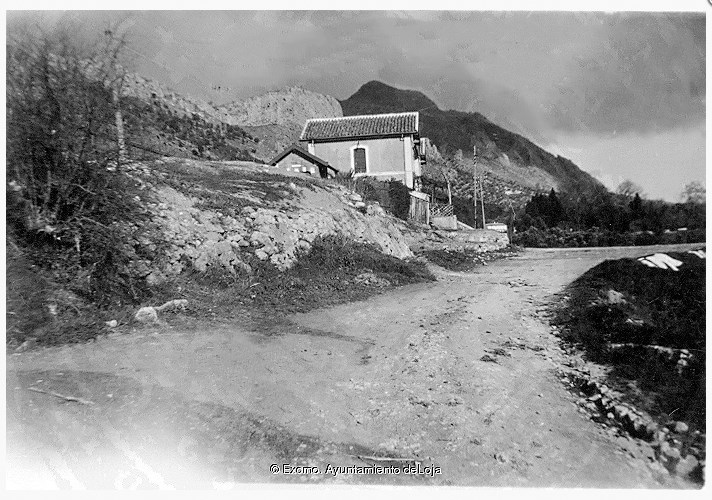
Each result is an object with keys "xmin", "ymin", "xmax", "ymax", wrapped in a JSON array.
[{"xmin": 300, "ymin": 112, "xmax": 419, "ymax": 141}]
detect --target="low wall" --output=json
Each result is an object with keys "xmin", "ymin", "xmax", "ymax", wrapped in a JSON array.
[
  {"xmin": 438, "ymin": 229, "xmax": 509, "ymax": 253},
  {"xmin": 432, "ymin": 216, "xmax": 458, "ymax": 230}
]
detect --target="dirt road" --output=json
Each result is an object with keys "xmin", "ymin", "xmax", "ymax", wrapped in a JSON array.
[{"xmin": 6, "ymin": 244, "xmax": 701, "ymax": 489}]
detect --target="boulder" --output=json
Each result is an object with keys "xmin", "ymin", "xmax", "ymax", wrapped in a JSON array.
[
  {"xmin": 606, "ymin": 289, "xmax": 626, "ymax": 305},
  {"xmin": 15, "ymin": 338, "xmax": 37, "ymax": 353},
  {"xmin": 673, "ymin": 422, "xmax": 689, "ymax": 434},
  {"xmin": 366, "ymin": 203, "xmax": 386, "ymax": 217},
  {"xmin": 135, "ymin": 306, "xmax": 158, "ymax": 323},
  {"xmin": 676, "ymin": 455, "xmax": 699, "ymax": 478}
]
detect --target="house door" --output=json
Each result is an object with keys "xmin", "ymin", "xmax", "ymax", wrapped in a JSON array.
[{"xmin": 353, "ymin": 147, "xmax": 367, "ymax": 174}]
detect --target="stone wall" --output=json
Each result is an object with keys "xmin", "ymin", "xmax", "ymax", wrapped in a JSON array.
[
  {"xmin": 443, "ymin": 229, "xmax": 510, "ymax": 252},
  {"xmin": 406, "ymin": 227, "xmax": 510, "ymax": 254}
]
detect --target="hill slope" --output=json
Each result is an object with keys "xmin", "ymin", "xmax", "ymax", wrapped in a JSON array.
[
  {"xmin": 341, "ymin": 81, "xmax": 603, "ymax": 197},
  {"xmin": 218, "ymin": 87, "xmax": 343, "ymax": 160},
  {"xmin": 120, "ymin": 73, "xmax": 260, "ymax": 161}
]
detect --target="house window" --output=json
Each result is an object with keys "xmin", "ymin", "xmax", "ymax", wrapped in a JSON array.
[{"xmin": 353, "ymin": 147, "xmax": 367, "ymax": 174}]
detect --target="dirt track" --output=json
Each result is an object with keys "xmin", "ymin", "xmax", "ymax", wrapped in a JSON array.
[{"xmin": 6, "ymin": 244, "xmax": 701, "ymax": 489}]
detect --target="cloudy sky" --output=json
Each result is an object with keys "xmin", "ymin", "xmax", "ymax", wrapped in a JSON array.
[{"xmin": 8, "ymin": 7, "xmax": 706, "ymax": 201}]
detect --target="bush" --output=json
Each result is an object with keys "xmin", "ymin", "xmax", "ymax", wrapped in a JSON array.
[
  {"xmin": 512, "ymin": 226, "xmax": 705, "ymax": 248},
  {"xmin": 332, "ymin": 173, "xmax": 410, "ymax": 219},
  {"xmin": 387, "ymin": 180, "xmax": 411, "ymax": 220},
  {"xmin": 6, "ymin": 26, "xmax": 163, "ymax": 308}
]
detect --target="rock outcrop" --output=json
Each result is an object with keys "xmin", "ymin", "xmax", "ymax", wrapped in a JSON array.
[
  {"xmin": 219, "ymin": 87, "xmax": 343, "ymax": 128},
  {"xmin": 122, "ymin": 73, "xmax": 238, "ymax": 126}
]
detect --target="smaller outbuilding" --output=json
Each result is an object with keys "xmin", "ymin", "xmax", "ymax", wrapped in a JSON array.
[{"xmin": 268, "ymin": 143, "xmax": 337, "ymax": 179}]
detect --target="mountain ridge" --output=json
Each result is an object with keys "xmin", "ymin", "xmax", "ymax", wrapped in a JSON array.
[{"xmin": 341, "ymin": 80, "xmax": 603, "ymax": 197}]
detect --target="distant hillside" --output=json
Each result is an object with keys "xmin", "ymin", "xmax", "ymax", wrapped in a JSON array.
[
  {"xmin": 122, "ymin": 73, "xmax": 239, "ymax": 126},
  {"xmin": 218, "ymin": 86, "xmax": 342, "ymax": 128},
  {"xmin": 120, "ymin": 73, "xmax": 260, "ymax": 161},
  {"xmin": 218, "ymin": 87, "xmax": 343, "ymax": 160},
  {"xmin": 341, "ymin": 81, "xmax": 603, "ymax": 197},
  {"xmin": 120, "ymin": 76, "xmax": 344, "ymax": 162}
]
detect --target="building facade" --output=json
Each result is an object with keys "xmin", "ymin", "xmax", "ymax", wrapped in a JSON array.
[{"xmin": 299, "ymin": 112, "xmax": 426, "ymax": 189}]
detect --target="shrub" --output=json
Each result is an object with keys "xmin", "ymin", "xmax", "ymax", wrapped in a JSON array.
[
  {"xmin": 6, "ymin": 26, "xmax": 164, "ymax": 307},
  {"xmin": 387, "ymin": 180, "xmax": 411, "ymax": 220},
  {"xmin": 332, "ymin": 173, "xmax": 410, "ymax": 220}
]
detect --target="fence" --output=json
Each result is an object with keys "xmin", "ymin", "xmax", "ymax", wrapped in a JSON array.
[{"xmin": 430, "ymin": 203, "xmax": 454, "ymax": 218}]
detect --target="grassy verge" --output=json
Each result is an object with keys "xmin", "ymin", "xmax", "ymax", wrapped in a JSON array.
[
  {"xmin": 154, "ymin": 159, "xmax": 317, "ymax": 216},
  {"xmin": 5, "ymin": 241, "xmax": 120, "ymax": 347},
  {"xmin": 7, "ymin": 235, "xmax": 434, "ymax": 347},
  {"xmin": 552, "ymin": 249, "xmax": 705, "ymax": 431}
]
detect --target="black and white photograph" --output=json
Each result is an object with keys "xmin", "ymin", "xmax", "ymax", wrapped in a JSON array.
[{"xmin": 4, "ymin": 1, "xmax": 707, "ymax": 492}]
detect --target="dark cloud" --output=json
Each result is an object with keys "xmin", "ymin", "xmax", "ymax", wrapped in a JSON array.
[
  {"xmin": 547, "ymin": 13, "xmax": 705, "ymax": 135},
  {"xmin": 8, "ymin": 10, "xmax": 704, "ymax": 141}
]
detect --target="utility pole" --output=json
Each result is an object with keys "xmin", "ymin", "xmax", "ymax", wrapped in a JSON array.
[
  {"xmin": 473, "ymin": 145, "xmax": 478, "ymax": 228},
  {"xmin": 480, "ymin": 165, "xmax": 486, "ymax": 229}
]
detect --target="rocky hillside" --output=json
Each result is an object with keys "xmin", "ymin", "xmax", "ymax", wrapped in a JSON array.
[
  {"xmin": 121, "ymin": 78, "xmax": 343, "ymax": 161},
  {"xmin": 218, "ymin": 87, "xmax": 343, "ymax": 160},
  {"xmin": 120, "ymin": 73, "xmax": 261, "ymax": 161},
  {"xmin": 145, "ymin": 158, "xmax": 413, "ymax": 281},
  {"xmin": 218, "ymin": 87, "xmax": 342, "ymax": 128},
  {"xmin": 122, "ymin": 73, "xmax": 238, "ymax": 126},
  {"xmin": 341, "ymin": 81, "xmax": 603, "ymax": 198}
]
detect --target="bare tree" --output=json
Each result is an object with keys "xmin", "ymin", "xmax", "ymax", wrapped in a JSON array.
[
  {"xmin": 6, "ymin": 22, "xmax": 159, "ymax": 304},
  {"xmin": 681, "ymin": 181, "xmax": 706, "ymax": 204},
  {"xmin": 616, "ymin": 179, "xmax": 644, "ymax": 198},
  {"xmin": 421, "ymin": 140, "xmax": 457, "ymax": 205}
]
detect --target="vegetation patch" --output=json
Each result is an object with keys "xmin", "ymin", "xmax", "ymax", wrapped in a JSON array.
[
  {"xmin": 552, "ymin": 249, "xmax": 705, "ymax": 430},
  {"xmin": 5, "ymin": 240, "xmax": 132, "ymax": 347},
  {"xmin": 122, "ymin": 97, "xmax": 259, "ymax": 161},
  {"xmin": 154, "ymin": 159, "xmax": 317, "ymax": 216},
  {"xmin": 150, "ymin": 235, "xmax": 435, "ymax": 325},
  {"xmin": 513, "ymin": 226, "xmax": 705, "ymax": 248},
  {"xmin": 332, "ymin": 174, "xmax": 411, "ymax": 220}
]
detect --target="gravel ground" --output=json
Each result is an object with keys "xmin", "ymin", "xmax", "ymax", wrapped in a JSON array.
[{"xmin": 6, "ymin": 243, "xmax": 702, "ymax": 489}]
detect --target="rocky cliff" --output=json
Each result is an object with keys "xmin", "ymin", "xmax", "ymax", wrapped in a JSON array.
[
  {"xmin": 218, "ymin": 87, "xmax": 343, "ymax": 160},
  {"xmin": 218, "ymin": 87, "xmax": 342, "ymax": 128}
]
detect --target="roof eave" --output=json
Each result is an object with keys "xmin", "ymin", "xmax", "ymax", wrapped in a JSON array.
[{"xmin": 299, "ymin": 131, "xmax": 419, "ymax": 143}]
